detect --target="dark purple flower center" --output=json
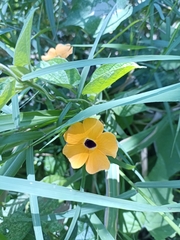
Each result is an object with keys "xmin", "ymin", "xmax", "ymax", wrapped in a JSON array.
[{"xmin": 84, "ymin": 139, "xmax": 96, "ymax": 148}]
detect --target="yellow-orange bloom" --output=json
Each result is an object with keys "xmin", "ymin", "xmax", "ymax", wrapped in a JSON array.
[
  {"xmin": 62, "ymin": 118, "xmax": 118, "ymax": 174},
  {"xmin": 41, "ymin": 43, "xmax": 73, "ymax": 61}
]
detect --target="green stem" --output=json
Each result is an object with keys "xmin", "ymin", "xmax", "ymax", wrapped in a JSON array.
[
  {"xmin": 80, "ymin": 165, "xmax": 86, "ymax": 192},
  {"xmin": 0, "ymin": 63, "xmax": 21, "ymax": 82},
  {"xmin": 94, "ymin": 19, "xmax": 141, "ymax": 57}
]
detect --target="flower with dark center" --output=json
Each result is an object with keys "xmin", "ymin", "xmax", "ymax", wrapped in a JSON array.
[{"xmin": 62, "ymin": 118, "xmax": 118, "ymax": 174}]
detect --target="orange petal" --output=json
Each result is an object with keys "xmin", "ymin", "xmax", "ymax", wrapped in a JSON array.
[
  {"xmin": 83, "ymin": 118, "xmax": 103, "ymax": 140},
  {"xmin": 62, "ymin": 144, "xmax": 88, "ymax": 169},
  {"xmin": 55, "ymin": 44, "xmax": 73, "ymax": 58},
  {"xmin": 96, "ymin": 132, "xmax": 118, "ymax": 158},
  {"xmin": 41, "ymin": 48, "xmax": 57, "ymax": 61},
  {"xmin": 64, "ymin": 122, "xmax": 86, "ymax": 144},
  {"xmin": 85, "ymin": 149, "xmax": 110, "ymax": 174}
]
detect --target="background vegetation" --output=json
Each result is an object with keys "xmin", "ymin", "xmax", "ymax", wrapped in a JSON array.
[{"xmin": 1, "ymin": 0, "xmax": 180, "ymax": 239}]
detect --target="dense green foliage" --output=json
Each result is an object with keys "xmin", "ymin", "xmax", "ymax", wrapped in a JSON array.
[{"xmin": 0, "ymin": 0, "xmax": 180, "ymax": 239}]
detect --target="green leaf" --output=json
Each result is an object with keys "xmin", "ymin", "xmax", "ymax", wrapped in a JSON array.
[
  {"xmin": 9, "ymin": 65, "xmax": 31, "ymax": 78},
  {"xmin": 150, "ymin": 125, "xmax": 180, "ymax": 179},
  {"xmin": 0, "ymin": 110, "xmax": 62, "ymax": 132},
  {"xmin": 123, "ymin": 188, "xmax": 175, "ymax": 238},
  {"xmin": 89, "ymin": 214, "xmax": 114, "ymax": 240},
  {"xmin": 113, "ymin": 104, "xmax": 147, "ymax": 116},
  {"xmin": 0, "ymin": 77, "xmax": 16, "ymax": 109},
  {"xmin": 105, "ymin": 164, "xmax": 119, "ymax": 239},
  {"xmin": 13, "ymin": 8, "xmax": 37, "ymax": 66},
  {"xmin": 82, "ymin": 62, "xmax": 145, "ymax": 94},
  {"xmin": 42, "ymin": 175, "xmax": 67, "ymax": 185},
  {"xmin": 39, "ymin": 58, "xmax": 81, "ymax": 89},
  {"xmin": 0, "ymin": 233, "xmax": 8, "ymax": 240},
  {"xmin": 60, "ymin": 0, "xmax": 102, "ymax": 35},
  {"xmin": 9, "ymin": 65, "xmax": 31, "ymax": 92},
  {"xmin": 94, "ymin": 0, "xmax": 133, "ymax": 37},
  {"xmin": 1, "ymin": 176, "xmax": 180, "ymax": 213},
  {"xmin": 22, "ymin": 55, "xmax": 180, "ymax": 81},
  {"xmin": 0, "ymin": 131, "xmax": 43, "ymax": 147},
  {"xmin": 0, "ymin": 41, "xmax": 14, "ymax": 58},
  {"xmin": 73, "ymin": 219, "xmax": 95, "ymax": 240},
  {"xmin": 44, "ymin": 0, "xmax": 56, "ymax": 38}
]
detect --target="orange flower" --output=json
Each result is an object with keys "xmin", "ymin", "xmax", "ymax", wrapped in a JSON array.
[
  {"xmin": 41, "ymin": 43, "xmax": 73, "ymax": 61},
  {"xmin": 62, "ymin": 118, "xmax": 118, "ymax": 174}
]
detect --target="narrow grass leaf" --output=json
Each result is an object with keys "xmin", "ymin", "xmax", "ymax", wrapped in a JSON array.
[
  {"xmin": 11, "ymin": 94, "xmax": 20, "ymax": 129},
  {"xmin": 135, "ymin": 180, "xmax": 180, "ymax": 188},
  {"xmin": 0, "ymin": 41, "xmax": 14, "ymax": 58},
  {"xmin": 22, "ymin": 55, "xmax": 180, "ymax": 80},
  {"xmin": 105, "ymin": 164, "xmax": 119, "ymax": 239},
  {"xmin": 26, "ymin": 145, "xmax": 44, "ymax": 240},
  {"xmin": 64, "ymin": 205, "xmax": 81, "ymax": 240},
  {"xmin": 0, "ymin": 110, "xmax": 61, "ymax": 132},
  {"xmin": 0, "ymin": 144, "xmax": 27, "ymax": 176},
  {"xmin": 42, "ymin": 191, "xmax": 137, "ymax": 221},
  {"xmin": 89, "ymin": 214, "xmax": 114, "ymax": 240},
  {"xmin": 1, "ymin": 176, "xmax": 180, "ymax": 213},
  {"xmin": 77, "ymin": 3, "xmax": 118, "ymax": 97},
  {"xmin": 44, "ymin": 0, "xmax": 56, "ymax": 39},
  {"xmin": 64, "ymin": 82, "xmax": 180, "ymax": 126},
  {"xmin": 31, "ymin": 82, "xmax": 180, "ymax": 147}
]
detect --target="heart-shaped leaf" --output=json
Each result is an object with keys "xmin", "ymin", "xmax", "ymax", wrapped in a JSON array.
[
  {"xmin": 39, "ymin": 58, "xmax": 81, "ymax": 89},
  {"xmin": 82, "ymin": 62, "xmax": 145, "ymax": 95}
]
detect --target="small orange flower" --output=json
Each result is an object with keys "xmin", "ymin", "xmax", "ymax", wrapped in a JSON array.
[
  {"xmin": 41, "ymin": 43, "xmax": 73, "ymax": 61},
  {"xmin": 62, "ymin": 118, "xmax": 118, "ymax": 174}
]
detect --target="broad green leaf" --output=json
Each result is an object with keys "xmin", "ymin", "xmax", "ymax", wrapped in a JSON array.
[
  {"xmin": 0, "ymin": 77, "xmax": 16, "ymax": 109},
  {"xmin": 82, "ymin": 62, "xmax": 145, "ymax": 94},
  {"xmin": 13, "ymin": 8, "xmax": 37, "ymax": 66},
  {"xmin": 74, "ymin": 219, "xmax": 95, "ymax": 240},
  {"xmin": 60, "ymin": 0, "xmax": 132, "ymax": 37},
  {"xmin": 0, "ymin": 197, "xmax": 33, "ymax": 240},
  {"xmin": 0, "ymin": 233, "xmax": 7, "ymax": 240},
  {"xmin": 161, "ymin": 61, "xmax": 180, "ymax": 70},
  {"xmin": 150, "ymin": 219, "xmax": 180, "ymax": 240},
  {"xmin": 94, "ymin": 0, "xmax": 133, "ymax": 37},
  {"xmin": 120, "ymin": 119, "xmax": 165, "ymax": 155},
  {"xmin": 150, "ymin": 125, "xmax": 180, "ymax": 179},
  {"xmin": 60, "ymin": 0, "xmax": 104, "ymax": 35},
  {"xmin": 39, "ymin": 58, "xmax": 81, "ymax": 89},
  {"xmin": 123, "ymin": 188, "xmax": 175, "ymax": 238},
  {"xmin": 42, "ymin": 175, "xmax": 67, "ymax": 185},
  {"xmin": 113, "ymin": 104, "xmax": 147, "ymax": 116}
]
